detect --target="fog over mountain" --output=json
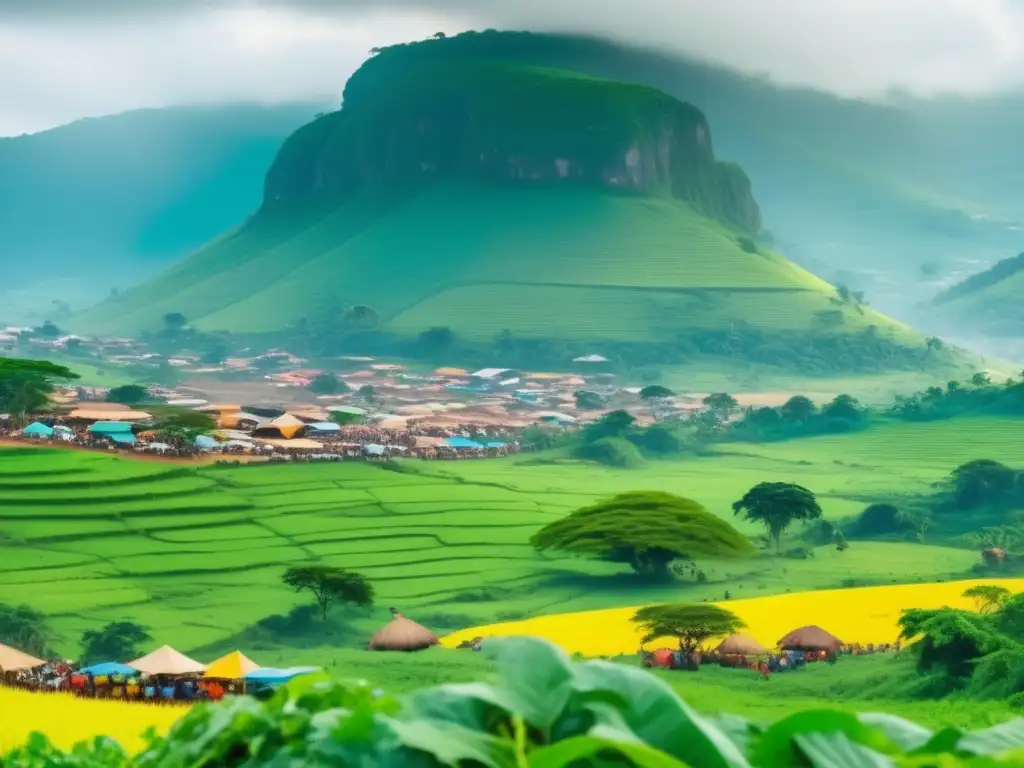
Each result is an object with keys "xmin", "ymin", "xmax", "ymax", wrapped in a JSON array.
[{"xmin": 4, "ymin": 0, "xmax": 1024, "ymax": 134}]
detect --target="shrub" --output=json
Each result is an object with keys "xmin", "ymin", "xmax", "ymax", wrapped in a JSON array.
[
  {"xmin": 857, "ymin": 503, "xmax": 901, "ymax": 536},
  {"xmin": 572, "ymin": 437, "xmax": 644, "ymax": 468}
]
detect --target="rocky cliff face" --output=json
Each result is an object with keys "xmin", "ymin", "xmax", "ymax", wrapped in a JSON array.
[{"xmin": 263, "ymin": 61, "xmax": 762, "ymax": 233}]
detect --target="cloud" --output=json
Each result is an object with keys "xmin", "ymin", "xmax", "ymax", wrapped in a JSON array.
[{"xmin": 3, "ymin": 0, "xmax": 1024, "ymax": 135}]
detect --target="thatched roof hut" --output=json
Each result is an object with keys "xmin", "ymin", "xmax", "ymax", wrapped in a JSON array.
[
  {"xmin": 716, "ymin": 634, "xmax": 768, "ymax": 656},
  {"xmin": 778, "ymin": 625, "xmax": 843, "ymax": 651},
  {"xmin": 368, "ymin": 608, "xmax": 439, "ymax": 652}
]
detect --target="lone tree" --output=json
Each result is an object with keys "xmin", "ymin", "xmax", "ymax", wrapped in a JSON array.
[
  {"xmin": 283, "ymin": 566, "xmax": 374, "ymax": 621},
  {"xmin": 530, "ymin": 491, "xmax": 754, "ymax": 581},
  {"xmin": 963, "ymin": 585, "xmax": 1011, "ymax": 614},
  {"xmin": 732, "ymin": 482, "xmax": 822, "ymax": 554},
  {"xmin": 106, "ymin": 384, "xmax": 150, "ymax": 405},
  {"xmin": 702, "ymin": 392, "xmax": 739, "ymax": 419},
  {"xmin": 632, "ymin": 603, "xmax": 745, "ymax": 652},
  {"xmin": 573, "ymin": 390, "xmax": 603, "ymax": 410},
  {"xmin": 950, "ymin": 459, "xmax": 1016, "ymax": 509},
  {"xmin": 0, "ymin": 357, "xmax": 79, "ymax": 426},
  {"xmin": 640, "ymin": 385, "xmax": 674, "ymax": 419},
  {"xmin": 80, "ymin": 621, "xmax": 152, "ymax": 664}
]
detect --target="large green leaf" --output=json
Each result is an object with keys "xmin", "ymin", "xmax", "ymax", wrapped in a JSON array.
[
  {"xmin": 383, "ymin": 717, "xmax": 517, "ymax": 768},
  {"xmin": 794, "ymin": 732, "xmax": 896, "ymax": 768},
  {"xmin": 857, "ymin": 714, "xmax": 934, "ymax": 752},
  {"xmin": 485, "ymin": 636, "xmax": 576, "ymax": 732},
  {"xmin": 571, "ymin": 660, "xmax": 751, "ymax": 768},
  {"xmin": 528, "ymin": 735, "xmax": 692, "ymax": 768},
  {"xmin": 754, "ymin": 711, "xmax": 899, "ymax": 768},
  {"xmin": 958, "ymin": 721, "xmax": 1024, "ymax": 756}
]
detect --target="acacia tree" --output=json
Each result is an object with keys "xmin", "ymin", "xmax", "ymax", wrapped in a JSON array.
[
  {"xmin": 632, "ymin": 603, "xmax": 745, "ymax": 652},
  {"xmin": 732, "ymin": 482, "xmax": 822, "ymax": 554},
  {"xmin": 0, "ymin": 358, "xmax": 79, "ymax": 426},
  {"xmin": 639, "ymin": 385, "xmax": 674, "ymax": 419},
  {"xmin": 530, "ymin": 491, "xmax": 753, "ymax": 581},
  {"xmin": 283, "ymin": 566, "xmax": 374, "ymax": 621},
  {"xmin": 963, "ymin": 585, "xmax": 1011, "ymax": 614}
]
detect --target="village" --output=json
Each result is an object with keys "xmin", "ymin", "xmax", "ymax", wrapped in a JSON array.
[{"xmin": 0, "ymin": 324, "xmax": 756, "ymax": 461}]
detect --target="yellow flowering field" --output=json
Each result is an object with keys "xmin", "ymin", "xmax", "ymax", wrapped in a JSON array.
[
  {"xmin": 442, "ymin": 579, "xmax": 1024, "ymax": 656},
  {"xmin": 0, "ymin": 687, "xmax": 184, "ymax": 754}
]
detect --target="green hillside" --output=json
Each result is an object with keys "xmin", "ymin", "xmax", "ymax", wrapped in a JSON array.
[
  {"xmin": 931, "ymin": 253, "xmax": 1024, "ymax": 337},
  {"xmin": 76, "ymin": 181, "xmax": 903, "ymax": 342},
  {"xmin": 0, "ymin": 103, "xmax": 322, "ymax": 324},
  {"xmin": 75, "ymin": 60, "xmax": 935, "ymax": 373}
]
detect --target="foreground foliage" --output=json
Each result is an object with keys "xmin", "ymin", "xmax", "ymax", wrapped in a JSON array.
[{"xmin": 6, "ymin": 637, "xmax": 1024, "ymax": 767}]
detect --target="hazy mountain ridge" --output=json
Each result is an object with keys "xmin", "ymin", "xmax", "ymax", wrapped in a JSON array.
[{"xmin": 0, "ymin": 102, "xmax": 324, "ymax": 323}]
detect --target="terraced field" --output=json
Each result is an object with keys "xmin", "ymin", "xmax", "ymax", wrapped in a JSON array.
[
  {"xmin": 1, "ymin": 416, "xmax": 1020, "ymax": 657},
  {"xmin": 75, "ymin": 182, "xmax": 912, "ymax": 343}
]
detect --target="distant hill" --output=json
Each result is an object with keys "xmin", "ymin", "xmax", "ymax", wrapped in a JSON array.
[
  {"xmin": 0, "ymin": 102, "xmax": 323, "ymax": 323},
  {"xmin": 931, "ymin": 253, "xmax": 1024, "ymax": 337},
  {"xmin": 76, "ymin": 56, "xmax": 945, "ymax": 376}
]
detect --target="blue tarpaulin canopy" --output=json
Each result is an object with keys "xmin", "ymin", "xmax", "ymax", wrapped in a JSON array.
[
  {"xmin": 22, "ymin": 422, "xmax": 54, "ymax": 437},
  {"xmin": 444, "ymin": 437, "xmax": 483, "ymax": 449},
  {"xmin": 89, "ymin": 421, "xmax": 135, "ymax": 434},
  {"xmin": 362, "ymin": 444, "xmax": 385, "ymax": 456},
  {"xmin": 243, "ymin": 666, "xmax": 319, "ymax": 684},
  {"xmin": 194, "ymin": 435, "xmax": 219, "ymax": 449},
  {"xmin": 109, "ymin": 433, "xmax": 137, "ymax": 445},
  {"xmin": 485, "ymin": 441, "xmax": 506, "ymax": 448},
  {"xmin": 79, "ymin": 662, "xmax": 139, "ymax": 677},
  {"xmin": 308, "ymin": 422, "xmax": 341, "ymax": 432}
]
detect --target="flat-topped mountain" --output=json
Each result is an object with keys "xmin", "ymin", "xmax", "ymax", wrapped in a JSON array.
[
  {"xmin": 264, "ymin": 62, "xmax": 760, "ymax": 234},
  {"xmin": 75, "ymin": 50, "xmax": 942, "ymax": 376}
]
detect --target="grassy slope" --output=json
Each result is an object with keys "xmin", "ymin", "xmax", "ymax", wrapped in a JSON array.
[
  {"xmin": 75, "ymin": 181, "xmax": 916, "ymax": 345},
  {"xmin": 2, "ymin": 415, "xmax": 1022, "ymax": 657}
]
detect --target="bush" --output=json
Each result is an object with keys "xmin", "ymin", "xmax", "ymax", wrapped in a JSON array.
[
  {"xmin": 572, "ymin": 437, "xmax": 644, "ymax": 468},
  {"xmin": 857, "ymin": 503, "xmax": 901, "ymax": 536},
  {"xmin": 633, "ymin": 423, "xmax": 685, "ymax": 455}
]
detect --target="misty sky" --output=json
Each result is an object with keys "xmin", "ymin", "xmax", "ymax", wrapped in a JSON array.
[{"xmin": 3, "ymin": 0, "xmax": 1024, "ymax": 136}]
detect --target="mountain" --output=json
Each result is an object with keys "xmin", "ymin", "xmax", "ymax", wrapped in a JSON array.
[
  {"xmin": 0, "ymin": 102, "xmax": 323, "ymax": 323},
  {"xmin": 75, "ymin": 53, "xmax": 942, "ymax": 376},
  {"xmin": 930, "ymin": 253, "xmax": 1024, "ymax": 339},
  {"xmin": 321, "ymin": 31, "xmax": 1024, "ymax": 321}
]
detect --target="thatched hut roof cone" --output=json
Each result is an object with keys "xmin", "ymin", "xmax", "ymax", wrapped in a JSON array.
[
  {"xmin": 716, "ymin": 634, "xmax": 768, "ymax": 656},
  {"xmin": 777, "ymin": 625, "xmax": 843, "ymax": 651},
  {"xmin": 368, "ymin": 608, "xmax": 440, "ymax": 652}
]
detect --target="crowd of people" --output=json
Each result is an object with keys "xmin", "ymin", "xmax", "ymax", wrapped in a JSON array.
[{"xmin": 2, "ymin": 664, "xmax": 236, "ymax": 704}]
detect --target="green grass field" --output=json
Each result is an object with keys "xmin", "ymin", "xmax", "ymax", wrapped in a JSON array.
[
  {"xmin": 2, "ymin": 415, "xmax": 1021, "ymax": 659},
  {"xmin": 74, "ymin": 181, "xmax": 915, "ymax": 346}
]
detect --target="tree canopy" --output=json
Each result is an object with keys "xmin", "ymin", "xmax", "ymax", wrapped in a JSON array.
[
  {"xmin": 632, "ymin": 603, "xmax": 745, "ymax": 651},
  {"xmin": 105, "ymin": 384, "xmax": 150, "ymax": 405},
  {"xmin": 530, "ymin": 491, "xmax": 754, "ymax": 581},
  {"xmin": 732, "ymin": 482, "xmax": 822, "ymax": 553},
  {"xmin": 283, "ymin": 566, "xmax": 375, "ymax": 621},
  {"xmin": 0, "ymin": 603, "xmax": 52, "ymax": 658},
  {"xmin": 702, "ymin": 392, "xmax": 739, "ymax": 418},
  {"xmin": 309, "ymin": 373, "xmax": 349, "ymax": 395},
  {"xmin": 963, "ymin": 585, "xmax": 1011, "ymax": 614},
  {"xmin": 0, "ymin": 357, "xmax": 79, "ymax": 425},
  {"xmin": 80, "ymin": 621, "xmax": 152, "ymax": 665}
]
